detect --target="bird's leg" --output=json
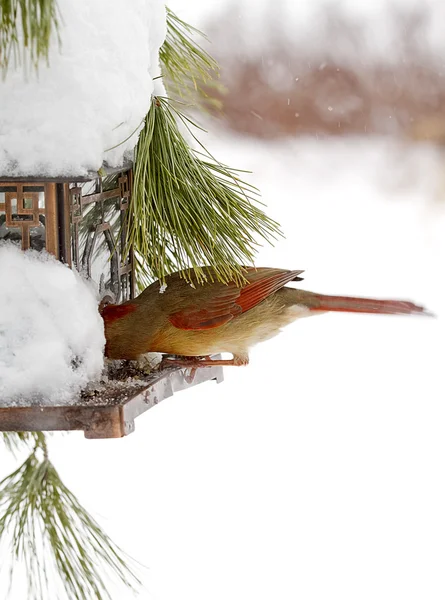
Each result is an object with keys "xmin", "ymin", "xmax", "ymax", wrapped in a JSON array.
[
  {"xmin": 188, "ymin": 353, "xmax": 249, "ymax": 367},
  {"xmin": 160, "ymin": 355, "xmax": 210, "ymax": 369},
  {"xmin": 161, "ymin": 353, "xmax": 249, "ymax": 369},
  {"xmin": 159, "ymin": 355, "xmax": 208, "ymax": 384},
  {"xmin": 184, "ymin": 366, "xmax": 199, "ymax": 385},
  {"xmin": 137, "ymin": 352, "xmax": 163, "ymax": 374}
]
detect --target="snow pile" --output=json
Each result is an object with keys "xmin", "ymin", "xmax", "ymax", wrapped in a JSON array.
[
  {"xmin": 0, "ymin": 0, "xmax": 166, "ymax": 177},
  {"xmin": 0, "ymin": 243, "xmax": 105, "ymax": 405}
]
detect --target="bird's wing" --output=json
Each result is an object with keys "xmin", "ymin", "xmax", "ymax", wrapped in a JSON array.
[{"xmin": 168, "ymin": 268, "xmax": 304, "ymax": 330}]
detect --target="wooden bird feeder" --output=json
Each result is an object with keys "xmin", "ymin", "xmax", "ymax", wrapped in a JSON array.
[{"xmin": 0, "ymin": 168, "xmax": 223, "ymax": 438}]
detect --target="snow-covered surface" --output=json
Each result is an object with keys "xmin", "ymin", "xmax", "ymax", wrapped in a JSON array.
[
  {"xmin": 2, "ymin": 135, "xmax": 442, "ymax": 599},
  {"xmin": 0, "ymin": 244, "xmax": 105, "ymax": 404},
  {"xmin": 0, "ymin": 0, "xmax": 166, "ymax": 177}
]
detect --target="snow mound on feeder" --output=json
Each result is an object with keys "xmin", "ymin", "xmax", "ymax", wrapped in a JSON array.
[
  {"xmin": 0, "ymin": 0, "xmax": 166, "ymax": 177},
  {"xmin": 0, "ymin": 244, "xmax": 105, "ymax": 405}
]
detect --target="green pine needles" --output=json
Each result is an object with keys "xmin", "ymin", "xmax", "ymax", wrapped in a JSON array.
[
  {"xmin": 129, "ymin": 96, "xmax": 282, "ymax": 288},
  {"xmin": 0, "ymin": 431, "xmax": 38, "ymax": 454},
  {"xmin": 0, "ymin": 433, "xmax": 140, "ymax": 600},
  {"xmin": 0, "ymin": 0, "xmax": 60, "ymax": 73},
  {"xmin": 160, "ymin": 7, "xmax": 222, "ymax": 108},
  {"xmin": 129, "ymin": 8, "xmax": 281, "ymax": 287}
]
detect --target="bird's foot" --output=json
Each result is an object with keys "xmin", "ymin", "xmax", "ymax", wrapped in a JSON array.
[
  {"xmin": 159, "ymin": 355, "xmax": 209, "ymax": 371},
  {"xmin": 159, "ymin": 355, "xmax": 209, "ymax": 384},
  {"xmin": 160, "ymin": 354, "xmax": 249, "ymax": 384},
  {"xmin": 160, "ymin": 353, "xmax": 249, "ymax": 370},
  {"xmin": 136, "ymin": 352, "xmax": 163, "ymax": 374}
]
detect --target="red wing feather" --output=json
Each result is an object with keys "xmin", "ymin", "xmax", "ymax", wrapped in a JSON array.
[
  {"xmin": 168, "ymin": 268, "xmax": 303, "ymax": 330},
  {"xmin": 236, "ymin": 269, "xmax": 304, "ymax": 313}
]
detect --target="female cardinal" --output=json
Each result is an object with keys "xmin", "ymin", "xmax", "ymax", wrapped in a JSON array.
[{"xmin": 101, "ymin": 267, "xmax": 429, "ymax": 368}]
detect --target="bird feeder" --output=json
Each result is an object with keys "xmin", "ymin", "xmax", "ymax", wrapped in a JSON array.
[
  {"xmin": 0, "ymin": 168, "xmax": 134, "ymax": 300},
  {"xmin": 0, "ymin": 168, "xmax": 223, "ymax": 438}
]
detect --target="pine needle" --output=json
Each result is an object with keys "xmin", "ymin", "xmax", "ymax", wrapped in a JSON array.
[
  {"xmin": 128, "ymin": 96, "xmax": 282, "ymax": 288},
  {"xmin": 0, "ymin": 431, "xmax": 41, "ymax": 456},
  {"xmin": 160, "ymin": 7, "xmax": 223, "ymax": 109},
  {"xmin": 0, "ymin": 0, "xmax": 60, "ymax": 74},
  {"xmin": 0, "ymin": 434, "xmax": 140, "ymax": 600}
]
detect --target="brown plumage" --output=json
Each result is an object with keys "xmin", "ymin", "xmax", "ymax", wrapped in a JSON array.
[{"xmin": 102, "ymin": 267, "xmax": 430, "ymax": 367}]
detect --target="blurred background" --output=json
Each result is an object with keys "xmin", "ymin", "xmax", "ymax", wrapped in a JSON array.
[{"xmin": 179, "ymin": 0, "xmax": 445, "ymax": 143}]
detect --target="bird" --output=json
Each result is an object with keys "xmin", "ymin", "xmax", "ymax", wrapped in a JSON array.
[{"xmin": 101, "ymin": 266, "xmax": 431, "ymax": 369}]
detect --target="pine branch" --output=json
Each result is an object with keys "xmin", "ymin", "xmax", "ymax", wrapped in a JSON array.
[
  {"xmin": 160, "ymin": 7, "xmax": 224, "ymax": 110},
  {"xmin": 0, "ymin": 434, "xmax": 140, "ymax": 600},
  {"xmin": 0, "ymin": 431, "xmax": 41, "ymax": 456},
  {"xmin": 0, "ymin": 0, "xmax": 60, "ymax": 74},
  {"xmin": 127, "ymin": 96, "xmax": 282, "ymax": 288}
]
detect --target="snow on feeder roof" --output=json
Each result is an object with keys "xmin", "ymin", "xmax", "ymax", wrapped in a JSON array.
[{"xmin": 0, "ymin": 0, "xmax": 166, "ymax": 177}]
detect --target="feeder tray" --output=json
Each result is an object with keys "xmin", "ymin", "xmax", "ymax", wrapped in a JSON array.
[
  {"xmin": 0, "ymin": 363, "xmax": 223, "ymax": 439},
  {"xmin": 0, "ymin": 168, "xmax": 225, "ymax": 437}
]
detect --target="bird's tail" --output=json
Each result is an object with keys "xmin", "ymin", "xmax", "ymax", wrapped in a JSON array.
[{"xmin": 302, "ymin": 292, "xmax": 432, "ymax": 316}]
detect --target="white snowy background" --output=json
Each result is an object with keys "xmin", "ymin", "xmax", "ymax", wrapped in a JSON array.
[{"xmin": 1, "ymin": 0, "xmax": 445, "ymax": 599}]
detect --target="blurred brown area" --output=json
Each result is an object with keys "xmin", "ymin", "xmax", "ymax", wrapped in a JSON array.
[{"xmin": 205, "ymin": 4, "xmax": 445, "ymax": 142}]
